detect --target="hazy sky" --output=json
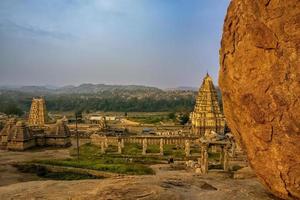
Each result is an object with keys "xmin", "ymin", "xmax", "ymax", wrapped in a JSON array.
[{"xmin": 0, "ymin": 0, "xmax": 230, "ymax": 88}]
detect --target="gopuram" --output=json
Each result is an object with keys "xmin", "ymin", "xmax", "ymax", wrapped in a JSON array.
[
  {"xmin": 28, "ymin": 97, "xmax": 47, "ymax": 127},
  {"xmin": 0, "ymin": 98, "xmax": 71, "ymax": 150},
  {"xmin": 190, "ymin": 73, "xmax": 225, "ymax": 136}
]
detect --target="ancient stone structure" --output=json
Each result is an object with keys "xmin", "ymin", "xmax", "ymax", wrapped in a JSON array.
[
  {"xmin": 190, "ymin": 74, "xmax": 225, "ymax": 136},
  {"xmin": 0, "ymin": 118, "xmax": 16, "ymax": 149},
  {"xmin": 28, "ymin": 97, "xmax": 47, "ymax": 127},
  {"xmin": 0, "ymin": 119, "xmax": 71, "ymax": 151},
  {"xmin": 198, "ymin": 141, "xmax": 230, "ymax": 174},
  {"xmin": 117, "ymin": 139, "xmax": 122, "ymax": 154},
  {"xmin": 91, "ymin": 135, "xmax": 232, "ymax": 171},
  {"xmin": 159, "ymin": 138, "xmax": 164, "ymax": 155},
  {"xmin": 219, "ymin": 0, "xmax": 300, "ymax": 199},
  {"xmin": 185, "ymin": 139, "xmax": 190, "ymax": 157},
  {"xmin": 43, "ymin": 120, "xmax": 71, "ymax": 147},
  {"xmin": 142, "ymin": 138, "xmax": 147, "ymax": 155},
  {"xmin": 0, "ymin": 120, "xmax": 35, "ymax": 151},
  {"xmin": 7, "ymin": 121, "xmax": 35, "ymax": 151},
  {"xmin": 89, "ymin": 116, "xmax": 107, "ymax": 131}
]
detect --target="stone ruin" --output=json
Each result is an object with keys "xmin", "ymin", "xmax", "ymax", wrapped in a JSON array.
[
  {"xmin": 0, "ymin": 119, "xmax": 35, "ymax": 151},
  {"xmin": 91, "ymin": 134, "xmax": 237, "ymax": 175},
  {"xmin": 185, "ymin": 140, "xmax": 232, "ymax": 174},
  {"xmin": 0, "ymin": 119, "xmax": 71, "ymax": 151}
]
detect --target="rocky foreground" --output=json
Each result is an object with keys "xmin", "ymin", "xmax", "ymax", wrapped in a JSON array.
[{"xmin": 0, "ymin": 149, "xmax": 277, "ymax": 200}]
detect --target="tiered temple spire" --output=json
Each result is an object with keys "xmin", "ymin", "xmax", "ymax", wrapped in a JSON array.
[
  {"xmin": 190, "ymin": 73, "xmax": 225, "ymax": 136},
  {"xmin": 28, "ymin": 97, "xmax": 47, "ymax": 127}
]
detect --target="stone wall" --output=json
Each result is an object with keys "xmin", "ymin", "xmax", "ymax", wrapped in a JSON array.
[
  {"xmin": 45, "ymin": 136, "xmax": 71, "ymax": 147},
  {"xmin": 7, "ymin": 139, "xmax": 36, "ymax": 151}
]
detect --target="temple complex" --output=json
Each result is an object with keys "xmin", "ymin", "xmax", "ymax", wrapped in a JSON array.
[
  {"xmin": 28, "ymin": 97, "xmax": 47, "ymax": 127},
  {"xmin": 0, "ymin": 119, "xmax": 71, "ymax": 150},
  {"xmin": 6, "ymin": 121, "xmax": 35, "ymax": 151},
  {"xmin": 190, "ymin": 73, "xmax": 225, "ymax": 136},
  {"xmin": 0, "ymin": 120, "xmax": 35, "ymax": 150},
  {"xmin": 0, "ymin": 98, "xmax": 71, "ymax": 151}
]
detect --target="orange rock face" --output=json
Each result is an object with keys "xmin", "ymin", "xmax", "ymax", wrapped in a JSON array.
[{"xmin": 219, "ymin": 0, "xmax": 300, "ymax": 199}]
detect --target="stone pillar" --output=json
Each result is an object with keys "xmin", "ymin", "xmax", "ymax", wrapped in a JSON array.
[
  {"xmin": 230, "ymin": 142, "xmax": 236, "ymax": 157},
  {"xmin": 200, "ymin": 143, "xmax": 209, "ymax": 174},
  {"xmin": 159, "ymin": 138, "xmax": 164, "ymax": 156},
  {"xmin": 121, "ymin": 138, "xmax": 125, "ymax": 148},
  {"xmin": 223, "ymin": 145, "xmax": 230, "ymax": 171},
  {"xmin": 185, "ymin": 139, "xmax": 190, "ymax": 157},
  {"xmin": 104, "ymin": 137, "xmax": 108, "ymax": 148},
  {"xmin": 117, "ymin": 139, "xmax": 122, "ymax": 154},
  {"xmin": 219, "ymin": 146, "xmax": 224, "ymax": 164},
  {"xmin": 142, "ymin": 138, "xmax": 147, "ymax": 155},
  {"xmin": 101, "ymin": 141, "xmax": 105, "ymax": 154},
  {"xmin": 211, "ymin": 145, "xmax": 217, "ymax": 153}
]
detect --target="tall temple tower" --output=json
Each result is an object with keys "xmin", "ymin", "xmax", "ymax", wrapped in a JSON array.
[
  {"xmin": 190, "ymin": 73, "xmax": 225, "ymax": 136},
  {"xmin": 28, "ymin": 97, "xmax": 47, "ymax": 127}
]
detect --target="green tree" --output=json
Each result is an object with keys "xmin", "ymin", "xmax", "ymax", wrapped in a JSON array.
[
  {"xmin": 3, "ymin": 102, "xmax": 23, "ymax": 116},
  {"xmin": 179, "ymin": 113, "xmax": 189, "ymax": 125},
  {"xmin": 168, "ymin": 112, "xmax": 176, "ymax": 120}
]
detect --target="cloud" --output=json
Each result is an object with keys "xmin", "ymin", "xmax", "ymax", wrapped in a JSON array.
[{"xmin": 0, "ymin": 19, "xmax": 75, "ymax": 40}]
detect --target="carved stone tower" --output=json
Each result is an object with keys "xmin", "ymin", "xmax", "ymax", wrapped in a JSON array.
[
  {"xmin": 28, "ymin": 97, "xmax": 47, "ymax": 127},
  {"xmin": 190, "ymin": 73, "xmax": 225, "ymax": 136}
]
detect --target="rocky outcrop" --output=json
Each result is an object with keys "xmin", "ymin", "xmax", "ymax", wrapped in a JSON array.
[{"xmin": 219, "ymin": 0, "xmax": 300, "ymax": 199}]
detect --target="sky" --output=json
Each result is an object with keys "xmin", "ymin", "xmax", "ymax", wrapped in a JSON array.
[{"xmin": 0, "ymin": 0, "xmax": 230, "ymax": 88}]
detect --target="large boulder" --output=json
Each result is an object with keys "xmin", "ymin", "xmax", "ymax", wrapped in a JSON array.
[{"xmin": 219, "ymin": 0, "xmax": 300, "ymax": 199}]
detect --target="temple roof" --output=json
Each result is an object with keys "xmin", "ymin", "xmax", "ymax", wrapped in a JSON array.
[
  {"xmin": 49, "ymin": 119, "xmax": 71, "ymax": 137},
  {"xmin": 7, "ymin": 120, "xmax": 33, "ymax": 141},
  {"xmin": 0, "ymin": 118, "xmax": 17, "ymax": 136}
]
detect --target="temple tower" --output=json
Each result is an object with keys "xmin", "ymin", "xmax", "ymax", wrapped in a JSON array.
[
  {"xmin": 190, "ymin": 73, "xmax": 225, "ymax": 136},
  {"xmin": 28, "ymin": 97, "xmax": 47, "ymax": 127}
]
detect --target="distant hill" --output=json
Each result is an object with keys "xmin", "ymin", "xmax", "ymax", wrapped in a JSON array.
[
  {"xmin": 0, "ymin": 84, "xmax": 163, "ymax": 94},
  {"xmin": 56, "ymin": 84, "xmax": 162, "ymax": 94},
  {"xmin": 165, "ymin": 86, "xmax": 198, "ymax": 92}
]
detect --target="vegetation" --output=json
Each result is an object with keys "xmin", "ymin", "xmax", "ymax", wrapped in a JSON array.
[
  {"xmin": 34, "ymin": 159, "xmax": 154, "ymax": 175},
  {"xmin": 128, "ymin": 116, "xmax": 164, "ymax": 124},
  {"xmin": 178, "ymin": 113, "xmax": 190, "ymax": 125},
  {"xmin": 23, "ymin": 143, "xmax": 223, "ymax": 177},
  {"xmin": 0, "ymin": 90, "xmax": 196, "ymax": 113},
  {"xmin": 127, "ymin": 112, "xmax": 191, "ymax": 125},
  {"xmin": 31, "ymin": 143, "xmax": 155, "ymax": 175},
  {"xmin": 0, "ymin": 100, "xmax": 23, "ymax": 116},
  {"xmin": 15, "ymin": 164, "xmax": 99, "ymax": 180},
  {"xmin": 168, "ymin": 112, "xmax": 176, "ymax": 120}
]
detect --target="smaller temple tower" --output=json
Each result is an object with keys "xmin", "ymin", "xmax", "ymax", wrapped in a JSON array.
[
  {"xmin": 6, "ymin": 120, "xmax": 35, "ymax": 151},
  {"xmin": 28, "ymin": 97, "xmax": 47, "ymax": 127},
  {"xmin": 190, "ymin": 73, "xmax": 225, "ymax": 136}
]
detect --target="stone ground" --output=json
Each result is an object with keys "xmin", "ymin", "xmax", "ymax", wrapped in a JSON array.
[{"xmin": 0, "ymin": 148, "xmax": 277, "ymax": 200}]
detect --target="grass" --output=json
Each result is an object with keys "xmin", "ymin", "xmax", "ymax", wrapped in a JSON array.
[
  {"xmin": 26, "ymin": 143, "xmax": 222, "ymax": 176},
  {"xmin": 127, "ymin": 113, "xmax": 177, "ymax": 124},
  {"xmin": 123, "ymin": 143, "xmax": 142, "ymax": 155},
  {"xmin": 14, "ymin": 163, "xmax": 100, "ymax": 180},
  {"xmin": 128, "ymin": 116, "xmax": 163, "ymax": 124},
  {"xmin": 34, "ymin": 159, "xmax": 154, "ymax": 175},
  {"xmin": 30, "ymin": 143, "xmax": 155, "ymax": 175}
]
